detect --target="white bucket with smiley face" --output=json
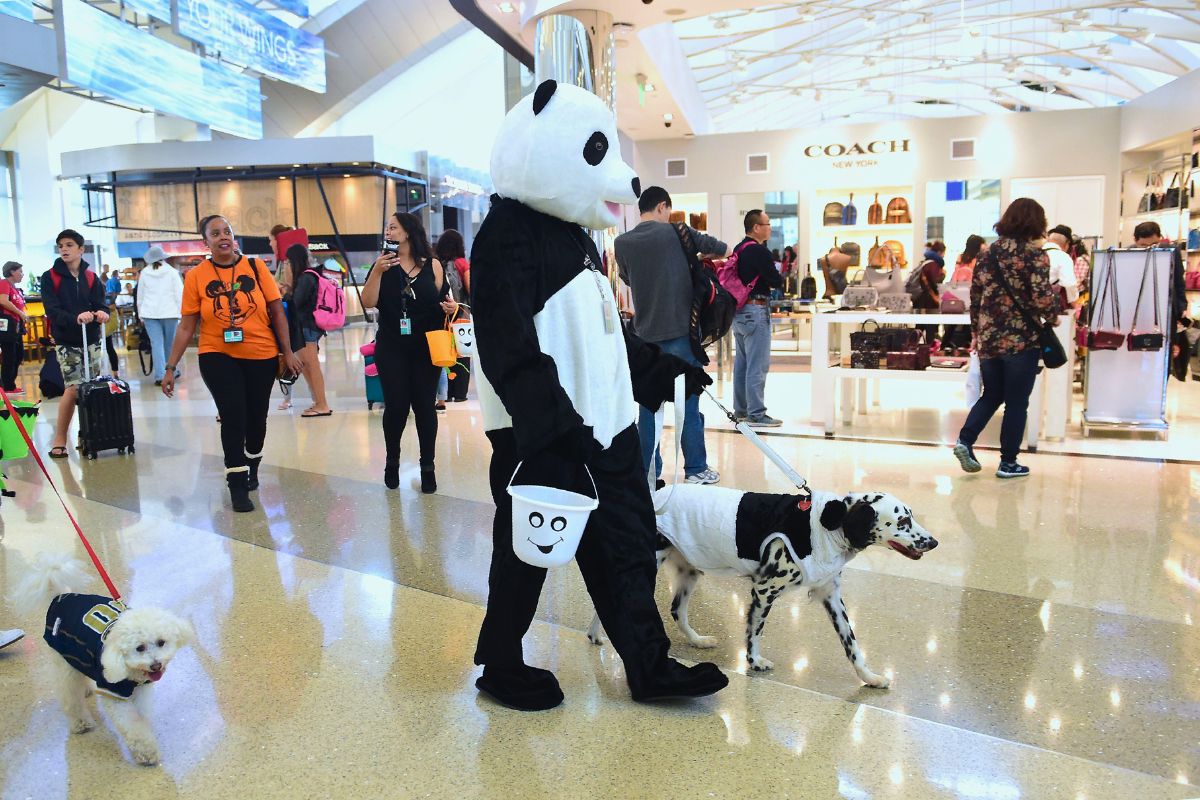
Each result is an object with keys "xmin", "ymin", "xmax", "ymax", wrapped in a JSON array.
[
  {"xmin": 452, "ymin": 318, "xmax": 475, "ymax": 356},
  {"xmin": 507, "ymin": 463, "xmax": 598, "ymax": 568}
]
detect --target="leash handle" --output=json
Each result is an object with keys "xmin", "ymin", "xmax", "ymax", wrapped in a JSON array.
[
  {"xmin": 0, "ymin": 388, "xmax": 122, "ymax": 600},
  {"xmin": 701, "ymin": 387, "xmax": 810, "ymax": 494}
]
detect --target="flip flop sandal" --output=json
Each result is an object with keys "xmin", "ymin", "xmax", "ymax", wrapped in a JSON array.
[
  {"xmin": 48, "ymin": 446, "xmax": 69, "ymax": 459},
  {"xmin": 301, "ymin": 410, "xmax": 333, "ymax": 418}
]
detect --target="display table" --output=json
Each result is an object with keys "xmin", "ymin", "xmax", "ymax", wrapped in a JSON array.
[{"xmin": 810, "ymin": 311, "xmax": 1075, "ymax": 444}]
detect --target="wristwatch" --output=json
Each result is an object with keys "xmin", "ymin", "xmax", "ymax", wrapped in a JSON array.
[{"xmin": 164, "ymin": 364, "xmax": 175, "ymax": 374}]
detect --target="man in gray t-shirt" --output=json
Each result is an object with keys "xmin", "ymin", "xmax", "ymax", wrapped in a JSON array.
[{"xmin": 615, "ymin": 186, "xmax": 729, "ymax": 486}]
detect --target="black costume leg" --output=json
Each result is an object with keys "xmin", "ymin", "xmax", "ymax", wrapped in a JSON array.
[
  {"xmin": 474, "ymin": 428, "xmax": 561, "ymax": 710},
  {"xmin": 574, "ymin": 426, "xmax": 727, "ymax": 701}
]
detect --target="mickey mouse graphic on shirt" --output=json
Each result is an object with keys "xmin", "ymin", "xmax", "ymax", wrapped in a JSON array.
[{"xmin": 204, "ymin": 273, "xmax": 260, "ymax": 329}]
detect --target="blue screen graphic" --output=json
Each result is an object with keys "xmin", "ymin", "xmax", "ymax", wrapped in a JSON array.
[
  {"xmin": 123, "ymin": 0, "xmax": 170, "ymax": 24},
  {"xmin": 59, "ymin": 0, "xmax": 263, "ymax": 139},
  {"xmin": 176, "ymin": 0, "xmax": 326, "ymax": 93},
  {"xmin": 267, "ymin": 0, "xmax": 307, "ymax": 16},
  {"xmin": 0, "ymin": 0, "xmax": 33, "ymax": 21}
]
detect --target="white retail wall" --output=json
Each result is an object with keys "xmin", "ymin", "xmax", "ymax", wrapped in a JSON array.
[{"xmin": 631, "ymin": 106, "xmax": 1125, "ymax": 265}]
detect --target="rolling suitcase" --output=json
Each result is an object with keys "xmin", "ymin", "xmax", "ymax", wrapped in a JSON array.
[
  {"xmin": 77, "ymin": 322, "xmax": 135, "ymax": 459},
  {"xmin": 365, "ymin": 354, "xmax": 384, "ymax": 410}
]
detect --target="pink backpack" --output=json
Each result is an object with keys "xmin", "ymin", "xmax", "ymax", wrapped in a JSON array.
[
  {"xmin": 716, "ymin": 241, "xmax": 759, "ymax": 309},
  {"xmin": 306, "ymin": 268, "xmax": 345, "ymax": 331}
]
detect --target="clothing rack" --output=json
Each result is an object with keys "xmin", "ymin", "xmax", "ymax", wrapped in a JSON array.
[{"xmin": 1082, "ymin": 247, "xmax": 1174, "ymax": 438}]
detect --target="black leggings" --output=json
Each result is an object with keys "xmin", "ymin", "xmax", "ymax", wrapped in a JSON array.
[
  {"xmin": 1, "ymin": 337, "xmax": 23, "ymax": 391},
  {"xmin": 198, "ymin": 353, "xmax": 277, "ymax": 470},
  {"xmin": 374, "ymin": 339, "xmax": 441, "ymax": 466}
]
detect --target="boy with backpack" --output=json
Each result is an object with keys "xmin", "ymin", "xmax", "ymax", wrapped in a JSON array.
[{"xmin": 39, "ymin": 229, "xmax": 110, "ymax": 459}]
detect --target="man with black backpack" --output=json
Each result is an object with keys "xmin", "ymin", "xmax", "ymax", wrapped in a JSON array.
[
  {"xmin": 615, "ymin": 186, "xmax": 730, "ymax": 486},
  {"xmin": 39, "ymin": 229, "xmax": 109, "ymax": 459}
]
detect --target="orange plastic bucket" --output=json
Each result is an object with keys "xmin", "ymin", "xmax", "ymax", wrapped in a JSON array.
[{"xmin": 426, "ymin": 309, "xmax": 458, "ymax": 368}]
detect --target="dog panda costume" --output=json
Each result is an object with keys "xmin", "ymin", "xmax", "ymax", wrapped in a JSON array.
[{"xmin": 470, "ymin": 80, "xmax": 728, "ymax": 711}]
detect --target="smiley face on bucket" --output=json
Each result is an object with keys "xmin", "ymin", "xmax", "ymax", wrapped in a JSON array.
[
  {"xmin": 526, "ymin": 511, "xmax": 567, "ymax": 554},
  {"xmin": 453, "ymin": 323, "xmax": 474, "ymax": 350}
]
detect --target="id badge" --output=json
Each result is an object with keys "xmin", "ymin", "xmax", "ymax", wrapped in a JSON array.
[
  {"xmin": 399, "ymin": 316, "xmax": 412, "ymax": 336},
  {"xmin": 223, "ymin": 327, "xmax": 244, "ymax": 344}
]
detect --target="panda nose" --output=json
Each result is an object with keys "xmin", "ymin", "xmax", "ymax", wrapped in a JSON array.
[{"xmin": 631, "ymin": 177, "xmax": 642, "ymax": 198}]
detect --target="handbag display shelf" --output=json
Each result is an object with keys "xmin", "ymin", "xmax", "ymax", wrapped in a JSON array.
[
  {"xmin": 811, "ymin": 308, "xmax": 1061, "ymax": 445},
  {"xmin": 1082, "ymin": 248, "xmax": 1175, "ymax": 438}
]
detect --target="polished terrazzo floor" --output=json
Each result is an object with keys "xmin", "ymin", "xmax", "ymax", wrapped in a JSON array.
[{"xmin": 1, "ymin": 325, "xmax": 1198, "ymax": 799}]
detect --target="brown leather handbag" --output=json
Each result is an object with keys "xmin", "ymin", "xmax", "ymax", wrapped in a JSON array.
[
  {"xmin": 867, "ymin": 193, "xmax": 883, "ymax": 225},
  {"xmin": 886, "ymin": 197, "xmax": 911, "ymax": 224}
]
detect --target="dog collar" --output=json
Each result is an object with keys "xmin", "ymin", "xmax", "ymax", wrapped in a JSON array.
[{"xmin": 796, "ymin": 485, "xmax": 812, "ymax": 512}]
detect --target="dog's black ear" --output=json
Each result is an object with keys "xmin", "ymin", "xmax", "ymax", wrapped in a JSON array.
[
  {"xmin": 533, "ymin": 80, "xmax": 557, "ymax": 115},
  {"xmin": 820, "ymin": 499, "xmax": 848, "ymax": 530},
  {"xmin": 843, "ymin": 501, "xmax": 878, "ymax": 549}
]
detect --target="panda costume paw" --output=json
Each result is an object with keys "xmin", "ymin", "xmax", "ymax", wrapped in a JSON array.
[{"xmin": 469, "ymin": 78, "xmax": 727, "ymax": 708}]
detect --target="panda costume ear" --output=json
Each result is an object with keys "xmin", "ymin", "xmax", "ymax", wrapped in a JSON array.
[{"xmin": 532, "ymin": 80, "xmax": 558, "ymax": 115}]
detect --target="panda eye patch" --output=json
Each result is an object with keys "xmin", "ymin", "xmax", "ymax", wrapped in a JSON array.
[{"xmin": 583, "ymin": 132, "xmax": 609, "ymax": 166}]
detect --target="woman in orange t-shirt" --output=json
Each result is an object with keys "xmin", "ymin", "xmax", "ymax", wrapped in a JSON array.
[{"xmin": 161, "ymin": 214, "xmax": 303, "ymax": 513}]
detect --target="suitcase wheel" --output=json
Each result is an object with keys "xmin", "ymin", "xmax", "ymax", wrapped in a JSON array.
[
  {"xmin": 128, "ymin": 445, "xmax": 135, "ymax": 454},
  {"xmin": 368, "ymin": 402, "xmax": 374, "ymax": 410},
  {"xmin": 86, "ymin": 451, "xmax": 96, "ymax": 460},
  {"xmin": 118, "ymin": 448, "xmax": 125, "ymax": 455}
]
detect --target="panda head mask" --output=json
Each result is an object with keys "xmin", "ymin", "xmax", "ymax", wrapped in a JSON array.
[{"xmin": 490, "ymin": 79, "xmax": 641, "ymax": 231}]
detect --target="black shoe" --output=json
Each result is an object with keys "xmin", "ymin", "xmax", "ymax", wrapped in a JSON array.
[
  {"xmin": 476, "ymin": 664, "xmax": 564, "ymax": 711},
  {"xmin": 420, "ymin": 465, "xmax": 437, "ymax": 494},
  {"xmin": 246, "ymin": 457, "xmax": 262, "ymax": 491},
  {"xmin": 630, "ymin": 659, "xmax": 728, "ymax": 703},
  {"xmin": 996, "ymin": 461, "xmax": 1030, "ymax": 479},
  {"xmin": 154, "ymin": 380, "xmax": 162, "ymax": 387},
  {"xmin": 384, "ymin": 461, "xmax": 400, "ymax": 490},
  {"xmin": 226, "ymin": 471, "xmax": 255, "ymax": 512},
  {"xmin": 654, "ymin": 479, "xmax": 666, "ymax": 491}
]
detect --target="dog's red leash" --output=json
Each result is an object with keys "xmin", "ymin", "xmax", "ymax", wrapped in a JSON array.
[{"xmin": 0, "ymin": 388, "xmax": 122, "ymax": 600}]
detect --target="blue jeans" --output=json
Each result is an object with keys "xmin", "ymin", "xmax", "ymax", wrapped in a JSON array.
[
  {"xmin": 958, "ymin": 348, "xmax": 1040, "ymax": 463},
  {"xmin": 637, "ymin": 335, "xmax": 708, "ymax": 478},
  {"xmin": 437, "ymin": 368, "xmax": 448, "ymax": 401},
  {"xmin": 142, "ymin": 317, "xmax": 179, "ymax": 382},
  {"xmin": 733, "ymin": 303, "xmax": 771, "ymax": 419}
]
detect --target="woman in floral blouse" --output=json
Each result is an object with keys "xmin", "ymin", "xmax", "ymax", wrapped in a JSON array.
[{"xmin": 953, "ymin": 198, "xmax": 1060, "ymax": 479}]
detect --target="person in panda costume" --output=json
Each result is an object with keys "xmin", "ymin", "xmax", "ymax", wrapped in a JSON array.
[{"xmin": 469, "ymin": 79, "xmax": 729, "ymax": 711}]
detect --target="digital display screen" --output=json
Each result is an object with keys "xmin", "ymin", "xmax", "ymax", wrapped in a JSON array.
[
  {"xmin": 267, "ymin": 0, "xmax": 307, "ymax": 17},
  {"xmin": 58, "ymin": 0, "xmax": 263, "ymax": 139},
  {"xmin": 176, "ymin": 0, "xmax": 326, "ymax": 93},
  {"xmin": 123, "ymin": 0, "xmax": 171, "ymax": 24},
  {"xmin": 0, "ymin": 0, "xmax": 33, "ymax": 22}
]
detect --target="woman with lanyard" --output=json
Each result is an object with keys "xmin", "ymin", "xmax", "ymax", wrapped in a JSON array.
[
  {"xmin": 362, "ymin": 212, "xmax": 456, "ymax": 493},
  {"xmin": 161, "ymin": 214, "xmax": 303, "ymax": 512}
]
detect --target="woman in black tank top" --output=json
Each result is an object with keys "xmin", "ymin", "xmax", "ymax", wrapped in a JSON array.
[{"xmin": 362, "ymin": 212, "xmax": 455, "ymax": 492}]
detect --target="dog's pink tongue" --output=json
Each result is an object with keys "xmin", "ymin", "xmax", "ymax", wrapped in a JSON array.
[{"xmin": 146, "ymin": 669, "xmax": 164, "ymax": 682}]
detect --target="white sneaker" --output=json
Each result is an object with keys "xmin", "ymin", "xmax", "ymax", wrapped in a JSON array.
[
  {"xmin": 685, "ymin": 469, "xmax": 720, "ymax": 485},
  {"xmin": 0, "ymin": 629, "xmax": 24, "ymax": 651}
]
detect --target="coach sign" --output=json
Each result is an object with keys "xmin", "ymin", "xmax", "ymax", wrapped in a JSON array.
[
  {"xmin": 175, "ymin": 0, "xmax": 326, "ymax": 93},
  {"xmin": 803, "ymin": 139, "xmax": 912, "ymax": 158}
]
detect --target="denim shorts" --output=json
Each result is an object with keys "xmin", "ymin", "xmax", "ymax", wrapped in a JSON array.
[{"xmin": 302, "ymin": 327, "xmax": 324, "ymax": 344}]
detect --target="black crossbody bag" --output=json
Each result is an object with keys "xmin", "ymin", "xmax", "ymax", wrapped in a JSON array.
[{"xmin": 990, "ymin": 257, "xmax": 1068, "ymax": 369}]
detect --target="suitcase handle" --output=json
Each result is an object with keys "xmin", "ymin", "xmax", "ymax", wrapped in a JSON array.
[{"xmin": 81, "ymin": 319, "xmax": 90, "ymax": 383}]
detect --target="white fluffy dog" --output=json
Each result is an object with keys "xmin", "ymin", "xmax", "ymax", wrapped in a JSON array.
[{"xmin": 12, "ymin": 556, "xmax": 193, "ymax": 766}]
